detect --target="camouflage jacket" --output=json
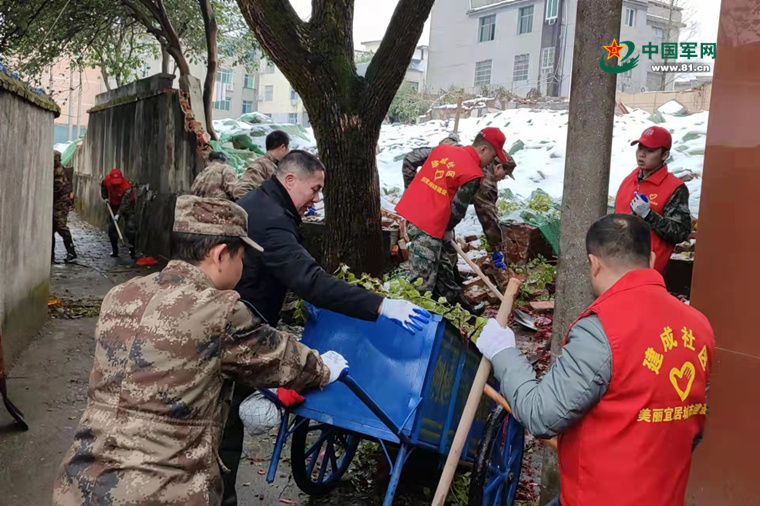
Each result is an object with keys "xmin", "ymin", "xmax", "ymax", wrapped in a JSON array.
[
  {"xmin": 472, "ymin": 163, "xmax": 504, "ymax": 252},
  {"xmin": 53, "ymin": 163, "xmax": 72, "ymax": 210},
  {"xmin": 117, "ymin": 186, "xmax": 136, "ymax": 216},
  {"xmin": 641, "ymin": 182, "xmax": 692, "ymax": 245},
  {"xmin": 402, "ymin": 147, "xmax": 434, "ymax": 189},
  {"xmin": 191, "ymin": 161, "xmax": 238, "ymax": 201},
  {"xmin": 232, "ymin": 153, "xmax": 278, "ymax": 200},
  {"xmin": 53, "ymin": 260, "xmax": 329, "ymax": 506}
]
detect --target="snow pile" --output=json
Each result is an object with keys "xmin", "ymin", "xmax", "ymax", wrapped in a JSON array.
[{"xmin": 371, "ymin": 108, "xmax": 708, "ymax": 237}]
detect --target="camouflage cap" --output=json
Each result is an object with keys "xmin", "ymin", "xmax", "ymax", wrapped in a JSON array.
[{"xmin": 173, "ymin": 195, "xmax": 263, "ymax": 251}]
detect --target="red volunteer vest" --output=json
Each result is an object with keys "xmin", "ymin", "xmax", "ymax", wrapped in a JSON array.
[
  {"xmin": 559, "ymin": 269, "xmax": 715, "ymax": 506},
  {"xmin": 395, "ymin": 144, "xmax": 484, "ymax": 238},
  {"xmin": 614, "ymin": 165, "xmax": 684, "ymax": 273}
]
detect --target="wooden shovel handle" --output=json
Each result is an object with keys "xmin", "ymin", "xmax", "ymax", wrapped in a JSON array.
[
  {"xmin": 451, "ymin": 240, "xmax": 506, "ymax": 303},
  {"xmin": 432, "ymin": 278, "xmax": 521, "ymax": 505}
]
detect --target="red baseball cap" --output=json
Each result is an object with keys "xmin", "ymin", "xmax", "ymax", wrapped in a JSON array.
[
  {"xmin": 631, "ymin": 126, "xmax": 672, "ymax": 150},
  {"xmin": 480, "ymin": 127, "xmax": 508, "ymax": 162}
]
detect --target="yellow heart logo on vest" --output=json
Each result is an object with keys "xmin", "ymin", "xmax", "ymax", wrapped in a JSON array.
[{"xmin": 669, "ymin": 361, "xmax": 696, "ymax": 401}]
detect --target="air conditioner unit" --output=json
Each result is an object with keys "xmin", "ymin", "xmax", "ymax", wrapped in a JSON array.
[
  {"xmin": 641, "ymin": 87, "xmax": 647, "ymax": 92},
  {"xmin": 225, "ymin": 83, "xmax": 234, "ymax": 92},
  {"xmin": 546, "ymin": 18, "xmax": 557, "ymax": 25}
]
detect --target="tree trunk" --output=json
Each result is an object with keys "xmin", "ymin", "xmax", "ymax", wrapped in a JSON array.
[
  {"xmin": 539, "ymin": 0, "xmax": 623, "ymax": 504},
  {"xmin": 236, "ymin": 0, "xmax": 435, "ymax": 276},
  {"xmin": 199, "ymin": 0, "xmax": 218, "ymax": 141},
  {"xmin": 313, "ymin": 118, "xmax": 384, "ymax": 275},
  {"xmin": 660, "ymin": 0, "xmax": 676, "ymax": 91}
]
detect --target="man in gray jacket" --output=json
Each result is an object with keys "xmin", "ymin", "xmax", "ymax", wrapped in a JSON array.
[{"xmin": 474, "ymin": 214, "xmax": 714, "ymax": 506}]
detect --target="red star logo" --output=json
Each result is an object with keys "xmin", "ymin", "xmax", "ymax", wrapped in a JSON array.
[{"xmin": 603, "ymin": 39, "xmax": 624, "ymax": 59}]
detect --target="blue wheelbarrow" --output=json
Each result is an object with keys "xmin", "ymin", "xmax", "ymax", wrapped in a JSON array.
[{"xmin": 264, "ymin": 309, "xmax": 525, "ymax": 505}]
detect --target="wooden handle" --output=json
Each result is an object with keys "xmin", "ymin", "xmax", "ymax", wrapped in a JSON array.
[
  {"xmin": 432, "ymin": 278, "xmax": 521, "ymax": 505},
  {"xmin": 104, "ymin": 200, "xmax": 126, "ymax": 243},
  {"xmin": 451, "ymin": 241, "xmax": 507, "ymax": 303},
  {"xmin": 483, "ymin": 384, "xmax": 558, "ymax": 451}
]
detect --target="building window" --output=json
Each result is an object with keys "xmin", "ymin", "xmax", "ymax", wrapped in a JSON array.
[
  {"xmin": 213, "ymin": 98, "xmax": 231, "ymax": 111},
  {"xmin": 264, "ymin": 113, "xmax": 272, "ymax": 119},
  {"xmin": 541, "ymin": 47, "xmax": 555, "ymax": 75},
  {"xmin": 242, "ymin": 100, "xmax": 254, "ymax": 114},
  {"xmin": 655, "ymin": 27, "xmax": 665, "ymax": 44},
  {"xmin": 290, "ymin": 88, "xmax": 298, "ymax": 101},
  {"xmin": 479, "ymin": 14, "xmax": 496, "ymax": 42},
  {"xmin": 513, "ymin": 54, "xmax": 530, "ymax": 82},
  {"xmin": 288, "ymin": 113, "xmax": 298, "ymax": 124},
  {"xmin": 545, "ymin": 0, "xmax": 558, "ymax": 21},
  {"xmin": 263, "ymin": 59, "xmax": 275, "ymax": 74},
  {"xmin": 518, "ymin": 5, "xmax": 534, "ymax": 35},
  {"xmin": 216, "ymin": 68, "xmax": 233, "ymax": 85},
  {"xmin": 625, "ymin": 8, "xmax": 635, "ymax": 27},
  {"xmin": 474, "ymin": 59, "xmax": 492, "ymax": 88},
  {"xmin": 264, "ymin": 85, "xmax": 273, "ymax": 101},
  {"xmin": 244, "ymin": 74, "xmax": 254, "ymax": 89},
  {"xmin": 622, "ymin": 69, "xmax": 633, "ymax": 79},
  {"xmin": 141, "ymin": 63, "xmax": 151, "ymax": 78},
  {"xmin": 408, "ymin": 81, "xmax": 419, "ymax": 92}
]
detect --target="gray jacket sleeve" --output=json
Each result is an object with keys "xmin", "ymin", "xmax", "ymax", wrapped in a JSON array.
[{"xmin": 490, "ymin": 315, "xmax": 612, "ymax": 439}]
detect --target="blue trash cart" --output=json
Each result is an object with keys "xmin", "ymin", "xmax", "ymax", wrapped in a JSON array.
[{"xmin": 265, "ymin": 310, "xmax": 525, "ymax": 505}]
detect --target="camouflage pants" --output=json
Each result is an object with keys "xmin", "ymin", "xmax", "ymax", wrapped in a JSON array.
[
  {"xmin": 52, "ymin": 207, "xmax": 73, "ymax": 248},
  {"xmin": 406, "ymin": 223, "xmax": 462, "ymax": 303},
  {"xmin": 109, "ymin": 212, "xmax": 137, "ymax": 250}
]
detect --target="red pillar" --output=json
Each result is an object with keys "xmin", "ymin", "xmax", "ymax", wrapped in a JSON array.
[{"xmin": 687, "ymin": 0, "xmax": 760, "ymax": 503}]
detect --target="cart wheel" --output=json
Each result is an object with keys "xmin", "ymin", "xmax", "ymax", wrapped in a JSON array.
[
  {"xmin": 468, "ymin": 406, "xmax": 525, "ymax": 506},
  {"xmin": 290, "ymin": 416, "xmax": 361, "ymax": 496}
]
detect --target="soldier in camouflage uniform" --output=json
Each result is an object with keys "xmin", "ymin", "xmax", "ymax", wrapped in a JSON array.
[
  {"xmin": 53, "ymin": 196, "xmax": 347, "ymax": 506},
  {"xmin": 402, "ymin": 139, "xmax": 518, "ymax": 301},
  {"xmin": 232, "ymin": 130, "xmax": 290, "ymax": 200},
  {"xmin": 191, "ymin": 151, "xmax": 238, "ymax": 200},
  {"xmin": 53, "ymin": 150, "xmax": 77, "ymax": 262},
  {"xmin": 399, "ymin": 129, "xmax": 509, "ymax": 314}
]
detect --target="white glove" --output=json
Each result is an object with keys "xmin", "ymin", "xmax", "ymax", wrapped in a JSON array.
[
  {"xmin": 476, "ymin": 318, "xmax": 516, "ymax": 361},
  {"xmin": 104, "ymin": 198, "xmax": 110, "ymax": 205},
  {"xmin": 630, "ymin": 192, "xmax": 651, "ymax": 218},
  {"xmin": 113, "ymin": 214, "xmax": 120, "ymax": 222},
  {"xmin": 320, "ymin": 350, "xmax": 348, "ymax": 384},
  {"xmin": 380, "ymin": 298, "xmax": 432, "ymax": 334}
]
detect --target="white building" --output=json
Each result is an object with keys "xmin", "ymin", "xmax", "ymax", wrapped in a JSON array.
[
  {"xmin": 356, "ymin": 41, "xmax": 429, "ymax": 92},
  {"xmin": 426, "ymin": 0, "xmax": 683, "ymax": 98}
]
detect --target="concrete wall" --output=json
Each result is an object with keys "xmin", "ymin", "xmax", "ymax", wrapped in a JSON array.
[
  {"xmin": 0, "ymin": 88, "xmax": 56, "ymax": 366},
  {"xmin": 617, "ymin": 82, "xmax": 712, "ymax": 113},
  {"xmin": 73, "ymin": 74, "xmax": 204, "ymax": 260}
]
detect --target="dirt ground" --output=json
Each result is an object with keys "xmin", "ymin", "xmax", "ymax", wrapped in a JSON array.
[{"xmin": 0, "ymin": 213, "xmax": 545, "ymax": 506}]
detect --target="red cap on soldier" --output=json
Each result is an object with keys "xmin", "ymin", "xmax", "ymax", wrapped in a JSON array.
[
  {"xmin": 480, "ymin": 127, "xmax": 508, "ymax": 162},
  {"xmin": 631, "ymin": 126, "xmax": 672, "ymax": 150}
]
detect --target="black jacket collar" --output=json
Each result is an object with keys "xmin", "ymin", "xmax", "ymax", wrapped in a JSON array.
[{"xmin": 261, "ymin": 176, "xmax": 301, "ymax": 226}]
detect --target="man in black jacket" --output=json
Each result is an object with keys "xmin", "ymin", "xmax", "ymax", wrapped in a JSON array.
[{"xmin": 220, "ymin": 150, "xmax": 430, "ymax": 505}]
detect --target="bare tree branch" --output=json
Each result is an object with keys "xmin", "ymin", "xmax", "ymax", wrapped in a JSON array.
[{"xmin": 363, "ymin": 0, "xmax": 435, "ymax": 122}]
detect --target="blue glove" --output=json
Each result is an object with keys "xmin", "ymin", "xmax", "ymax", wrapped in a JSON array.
[
  {"xmin": 492, "ymin": 251, "xmax": 507, "ymax": 270},
  {"xmin": 379, "ymin": 299, "xmax": 432, "ymax": 334},
  {"xmin": 305, "ymin": 206, "xmax": 316, "ymax": 216},
  {"xmin": 630, "ymin": 192, "xmax": 651, "ymax": 218}
]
